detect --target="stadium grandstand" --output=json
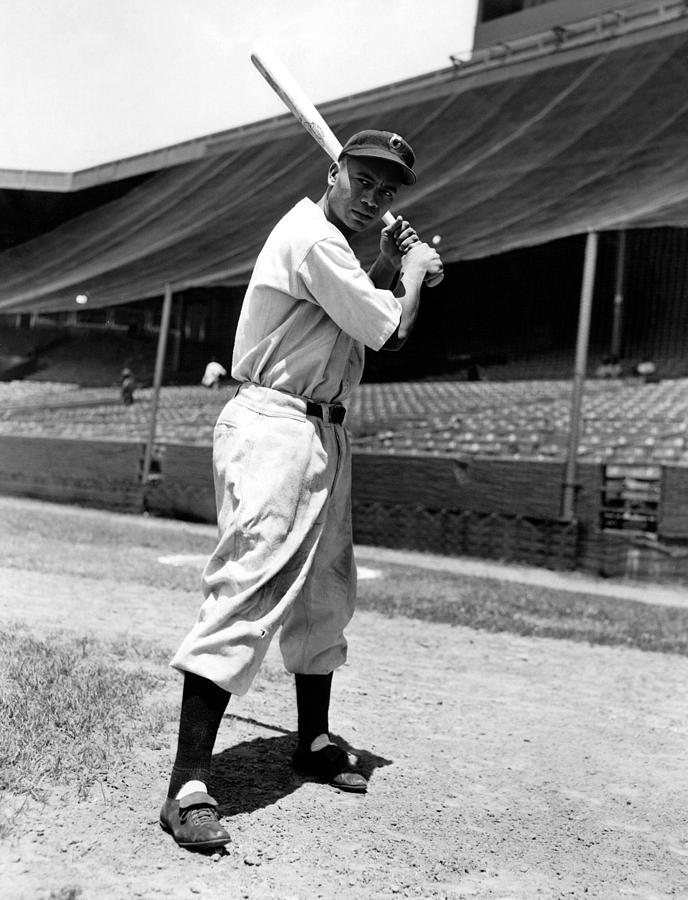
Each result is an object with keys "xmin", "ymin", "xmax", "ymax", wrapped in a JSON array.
[{"xmin": 1, "ymin": 0, "xmax": 688, "ymax": 581}]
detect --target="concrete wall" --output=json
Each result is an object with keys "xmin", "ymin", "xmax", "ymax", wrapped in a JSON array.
[
  {"xmin": 352, "ymin": 452, "xmax": 603, "ymax": 523},
  {"xmin": 0, "ymin": 434, "xmax": 144, "ymax": 513},
  {"xmin": 2, "ymin": 434, "xmax": 686, "ymax": 579},
  {"xmin": 2, "ymin": 434, "xmax": 680, "ymax": 537},
  {"xmin": 145, "ymin": 443, "xmax": 215, "ymax": 523}
]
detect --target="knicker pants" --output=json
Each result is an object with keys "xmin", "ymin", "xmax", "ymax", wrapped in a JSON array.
[{"xmin": 170, "ymin": 383, "xmax": 356, "ymax": 695}]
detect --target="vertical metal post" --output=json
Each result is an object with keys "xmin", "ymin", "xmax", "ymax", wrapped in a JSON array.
[
  {"xmin": 169, "ymin": 292, "xmax": 183, "ymax": 373},
  {"xmin": 142, "ymin": 283, "xmax": 173, "ymax": 483},
  {"xmin": 610, "ymin": 229, "xmax": 625, "ymax": 359},
  {"xmin": 561, "ymin": 231, "xmax": 598, "ymax": 521}
]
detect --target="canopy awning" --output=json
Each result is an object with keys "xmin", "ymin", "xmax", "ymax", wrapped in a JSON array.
[{"xmin": 1, "ymin": 9, "xmax": 688, "ymax": 312}]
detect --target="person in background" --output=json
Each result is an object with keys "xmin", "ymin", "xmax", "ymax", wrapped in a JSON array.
[
  {"xmin": 120, "ymin": 368, "xmax": 136, "ymax": 405},
  {"xmin": 201, "ymin": 358, "xmax": 227, "ymax": 390}
]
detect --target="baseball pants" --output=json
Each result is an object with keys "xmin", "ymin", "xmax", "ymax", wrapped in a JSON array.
[{"xmin": 170, "ymin": 382, "xmax": 356, "ymax": 695}]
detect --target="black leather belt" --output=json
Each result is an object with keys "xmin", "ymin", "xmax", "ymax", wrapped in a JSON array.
[{"xmin": 306, "ymin": 401, "xmax": 346, "ymax": 425}]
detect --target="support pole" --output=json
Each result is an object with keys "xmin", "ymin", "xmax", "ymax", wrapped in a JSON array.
[
  {"xmin": 169, "ymin": 292, "xmax": 183, "ymax": 373},
  {"xmin": 142, "ymin": 283, "xmax": 173, "ymax": 484},
  {"xmin": 560, "ymin": 231, "xmax": 598, "ymax": 521},
  {"xmin": 610, "ymin": 229, "xmax": 625, "ymax": 360}
]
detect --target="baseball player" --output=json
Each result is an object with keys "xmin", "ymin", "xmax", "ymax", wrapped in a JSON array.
[
  {"xmin": 160, "ymin": 130, "xmax": 442, "ymax": 851},
  {"xmin": 201, "ymin": 357, "xmax": 227, "ymax": 389}
]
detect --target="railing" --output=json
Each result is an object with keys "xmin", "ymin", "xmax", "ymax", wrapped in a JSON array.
[{"xmin": 455, "ymin": 0, "xmax": 688, "ymax": 73}]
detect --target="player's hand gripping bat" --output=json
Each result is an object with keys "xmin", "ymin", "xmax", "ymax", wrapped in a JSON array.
[{"xmin": 250, "ymin": 43, "xmax": 443, "ymax": 287}]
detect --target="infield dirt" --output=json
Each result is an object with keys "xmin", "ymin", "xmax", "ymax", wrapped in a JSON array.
[{"xmin": 1, "ymin": 497, "xmax": 687, "ymax": 900}]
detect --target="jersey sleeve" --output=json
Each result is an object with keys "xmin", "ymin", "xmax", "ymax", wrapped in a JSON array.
[{"xmin": 296, "ymin": 237, "xmax": 402, "ymax": 350}]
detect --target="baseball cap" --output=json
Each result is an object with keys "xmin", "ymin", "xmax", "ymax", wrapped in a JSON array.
[{"xmin": 338, "ymin": 130, "xmax": 416, "ymax": 185}]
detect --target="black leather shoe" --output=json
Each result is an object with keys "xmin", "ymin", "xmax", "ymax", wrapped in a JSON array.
[
  {"xmin": 292, "ymin": 743, "xmax": 368, "ymax": 793},
  {"xmin": 159, "ymin": 791, "xmax": 230, "ymax": 851}
]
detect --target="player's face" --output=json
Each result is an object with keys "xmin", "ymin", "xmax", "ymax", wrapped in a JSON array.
[{"xmin": 326, "ymin": 157, "xmax": 403, "ymax": 235}]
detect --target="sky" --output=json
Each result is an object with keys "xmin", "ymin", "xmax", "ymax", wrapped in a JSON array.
[{"xmin": 0, "ymin": 0, "xmax": 478, "ymax": 172}]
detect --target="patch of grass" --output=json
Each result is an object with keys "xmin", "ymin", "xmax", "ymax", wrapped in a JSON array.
[
  {"xmin": 0, "ymin": 501, "xmax": 213, "ymax": 556},
  {"xmin": 0, "ymin": 501, "xmax": 215, "ymax": 591},
  {"xmin": 0, "ymin": 625, "xmax": 173, "ymax": 807},
  {"xmin": 357, "ymin": 566, "xmax": 688, "ymax": 656},
  {"xmin": 107, "ymin": 633, "xmax": 173, "ymax": 666}
]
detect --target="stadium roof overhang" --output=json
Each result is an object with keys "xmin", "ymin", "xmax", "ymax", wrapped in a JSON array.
[{"xmin": 1, "ymin": 0, "xmax": 688, "ymax": 313}]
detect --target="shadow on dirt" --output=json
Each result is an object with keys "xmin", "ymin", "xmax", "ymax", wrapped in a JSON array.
[{"xmin": 211, "ymin": 720, "xmax": 392, "ymax": 817}]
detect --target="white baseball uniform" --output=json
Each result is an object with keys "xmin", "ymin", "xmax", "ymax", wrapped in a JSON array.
[
  {"xmin": 171, "ymin": 198, "xmax": 401, "ymax": 695},
  {"xmin": 201, "ymin": 360, "xmax": 227, "ymax": 388}
]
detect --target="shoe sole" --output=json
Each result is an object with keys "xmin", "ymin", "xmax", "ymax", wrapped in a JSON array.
[
  {"xmin": 292, "ymin": 764, "xmax": 368, "ymax": 794},
  {"xmin": 159, "ymin": 820, "xmax": 231, "ymax": 851},
  {"xmin": 331, "ymin": 780, "xmax": 367, "ymax": 794}
]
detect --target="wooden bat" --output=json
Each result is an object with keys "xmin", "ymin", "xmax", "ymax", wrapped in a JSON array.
[{"xmin": 250, "ymin": 42, "xmax": 443, "ymax": 286}]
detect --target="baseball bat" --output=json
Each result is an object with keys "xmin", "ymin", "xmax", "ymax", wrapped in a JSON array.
[{"xmin": 250, "ymin": 42, "xmax": 443, "ymax": 286}]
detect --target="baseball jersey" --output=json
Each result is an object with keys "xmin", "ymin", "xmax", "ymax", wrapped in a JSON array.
[
  {"xmin": 231, "ymin": 198, "xmax": 402, "ymax": 404},
  {"xmin": 201, "ymin": 361, "xmax": 227, "ymax": 386}
]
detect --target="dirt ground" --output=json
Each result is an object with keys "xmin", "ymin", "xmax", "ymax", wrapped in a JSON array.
[{"xmin": 1, "ymin": 498, "xmax": 688, "ymax": 899}]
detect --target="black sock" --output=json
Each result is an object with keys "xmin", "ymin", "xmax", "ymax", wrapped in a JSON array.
[
  {"xmin": 295, "ymin": 672, "xmax": 333, "ymax": 750},
  {"xmin": 167, "ymin": 671, "xmax": 230, "ymax": 798}
]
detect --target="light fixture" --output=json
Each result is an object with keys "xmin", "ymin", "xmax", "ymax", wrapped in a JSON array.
[{"xmin": 75, "ymin": 293, "xmax": 89, "ymax": 305}]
